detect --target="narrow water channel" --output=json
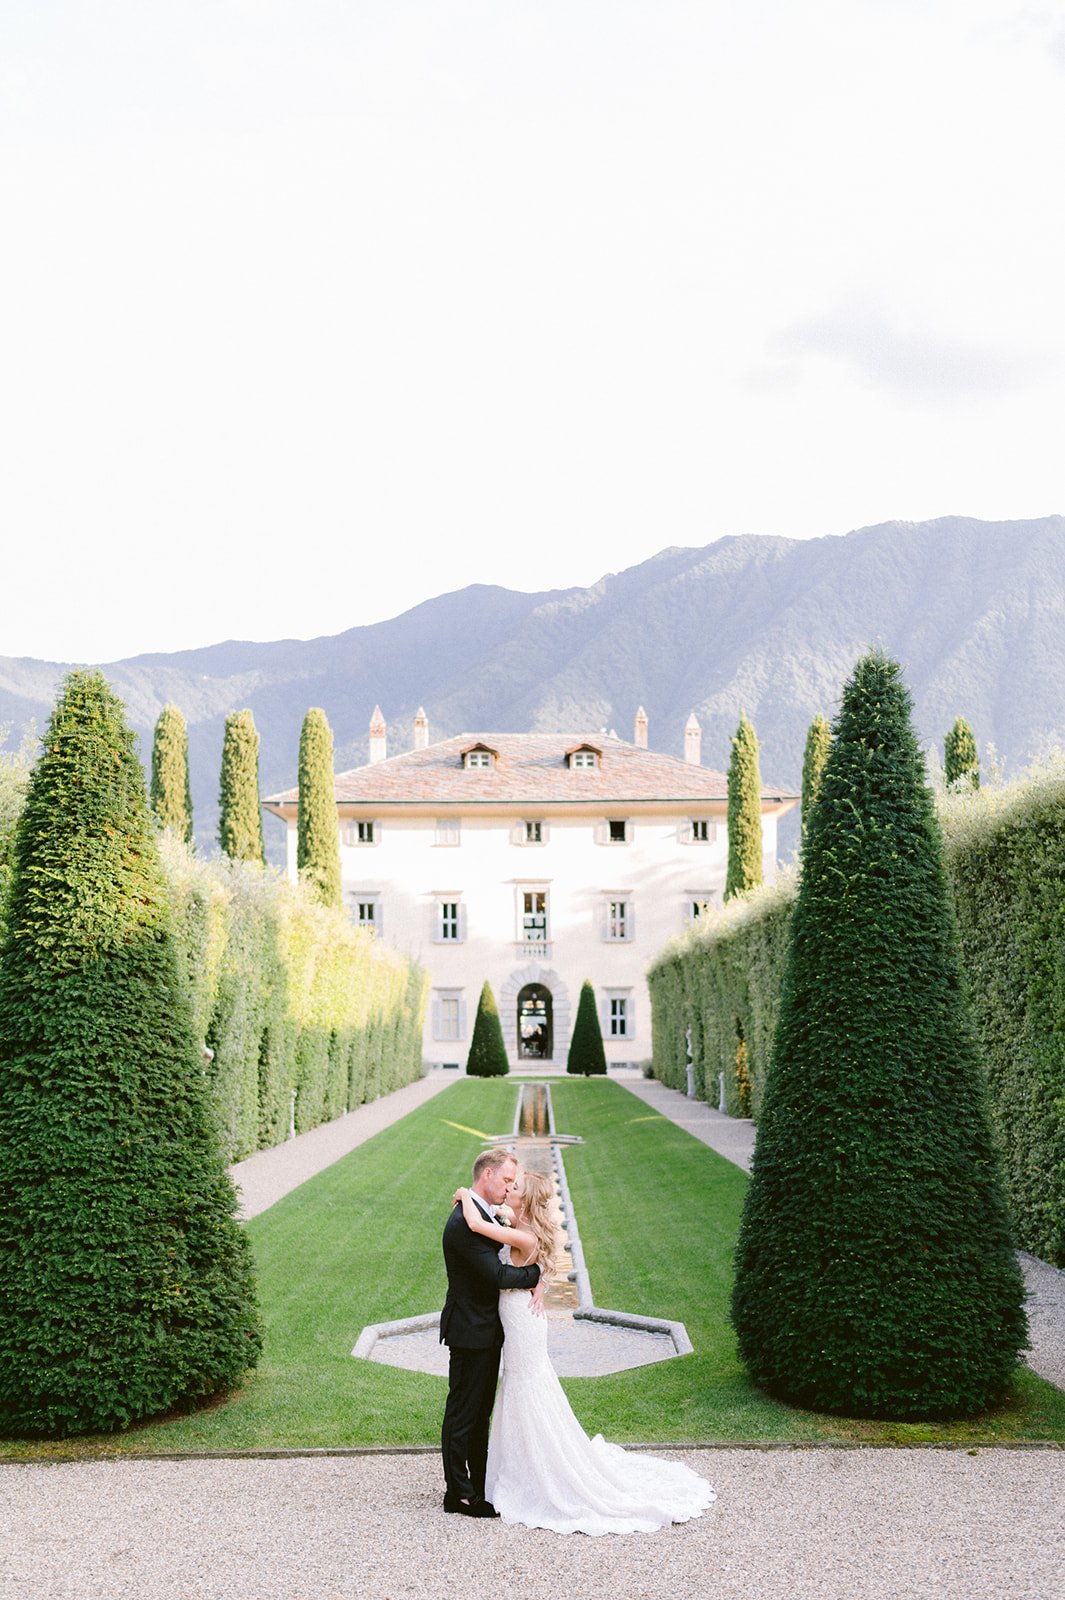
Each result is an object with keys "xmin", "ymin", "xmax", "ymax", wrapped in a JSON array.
[{"xmin": 511, "ymin": 1082, "xmax": 577, "ymax": 1309}]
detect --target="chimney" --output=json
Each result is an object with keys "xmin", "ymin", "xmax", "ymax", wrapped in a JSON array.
[
  {"xmin": 634, "ymin": 706, "xmax": 648, "ymax": 749},
  {"xmin": 413, "ymin": 706, "xmax": 429, "ymax": 750},
  {"xmin": 684, "ymin": 712, "xmax": 701, "ymax": 766},
  {"xmin": 369, "ymin": 705, "xmax": 387, "ymax": 765}
]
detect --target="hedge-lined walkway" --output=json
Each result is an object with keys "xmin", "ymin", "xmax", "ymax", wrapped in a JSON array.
[
  {"xmin": 622, "ymin": 1076, "xmax": 1065, "ymax": 1395},
  {"xmin": 229, "ymin": 1071, "xmax": 455, "ymax": 1219}
]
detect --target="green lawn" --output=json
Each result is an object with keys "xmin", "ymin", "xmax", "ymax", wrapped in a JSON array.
[{"xmin": 3, "ymin": 1076, "xmax": 1063, "ymax": 1458}]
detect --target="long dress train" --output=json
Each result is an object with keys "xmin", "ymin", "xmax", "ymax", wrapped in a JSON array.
[{"xmin": 486, "ymin": 1254, "xmax": 715, "ymax": 1535}]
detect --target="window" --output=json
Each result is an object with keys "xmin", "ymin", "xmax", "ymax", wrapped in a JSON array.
[
  {"xmin": 521, "ymin": 890, "xmax": 548, "ymax": 944},
  {"xmin": 435, "ymin": 818, "xmax": 461, "ymax": 845},
  {"xmin": 512, "ymin": 819, "xmax": 549, "ymax": 846},
  {"xmin": 571, "ymin": 749, "xmax": 596, "ymax": 769},
  {"xmin": 604, "ymin": 898, "xmax": 632, "ymax": 941},
  {"xmin": 432, "ymin": 989, "xmax": 467, "ymax": 1041},
  {"xmin": 687, "ymin": 894, "xmax": 716, "ymax": 922},
  {"xmin": 679, "ymin": 819, "xmax": 717, "ymax": 845},
  {"xmin": 343, "ymin": 819, "xmax": 377, "ymax": 845},
  {"xmin": 597, "ymin": 818, "xmax": 631, "ymax": 844},
  {"xmin": 465, "ymin": 749, "xmax": 492, "ymax": 769},
  {"xmin": 604, "ymin": 990, "xmax": 634, "ymax": 1039},
  {"xmin": 346, "ymin": 892, "xmax": 381, "ymax": 933},
  {"xmin": 438, "ymin": 900, "xmax": 462, "ymax": 941}
]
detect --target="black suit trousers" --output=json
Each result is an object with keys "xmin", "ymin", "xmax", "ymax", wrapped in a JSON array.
[{"xmin": 441, "ymin": 1343, "xmax": 502, "ymax": 1500}]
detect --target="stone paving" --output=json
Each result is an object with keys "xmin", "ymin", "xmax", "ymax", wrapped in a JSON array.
[{"xmin": 368, "ymin": 1306, "xmax": 678, "ymax": 1378}]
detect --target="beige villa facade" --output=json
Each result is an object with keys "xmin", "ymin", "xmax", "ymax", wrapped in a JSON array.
[{"xmin": 265, "ymin": 709, "xmax": 798, "ymax": 1072}]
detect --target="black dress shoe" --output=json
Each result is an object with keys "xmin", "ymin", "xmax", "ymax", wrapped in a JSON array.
[{"xmin": 445, "ymin": 1494, "xmax": 499, "ymax": 1518}]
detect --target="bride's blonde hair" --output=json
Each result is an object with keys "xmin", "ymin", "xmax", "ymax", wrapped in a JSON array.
[{"xmin": 517, "ymin": 1171, "xmax": 563, "ymax": 1282}]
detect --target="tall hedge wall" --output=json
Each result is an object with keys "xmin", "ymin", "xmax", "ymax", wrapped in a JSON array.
[
  {"xmin": 649, "ymin": 875, "xmax": 796, "ymax": 1117},
  {"xmin": 161, "ymin": 837, "xmax": 428, "ymax": 1161},
  {"xmin": 938, "ymin": 765, "xmax": 1065, "ymax": 1266},
  {"xmin": 648, "ymin": 762, "xmax": 1065, "ymax": 1265}
]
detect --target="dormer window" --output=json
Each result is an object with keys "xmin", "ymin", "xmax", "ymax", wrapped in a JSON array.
[
  {"xmin": 566, "ymin": 743, "xmax": 601, "ymax": 769},
  {"xmin": 462, "ymin": 743, "xmax": 498, "ymax": 769}
]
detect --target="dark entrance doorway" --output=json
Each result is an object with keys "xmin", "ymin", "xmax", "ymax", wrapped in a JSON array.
[{"xmin": 517, "ymin": 984, "xmax": 552, "ymax": 1060}]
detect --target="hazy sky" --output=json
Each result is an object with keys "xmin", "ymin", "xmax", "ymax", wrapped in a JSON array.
[{"xmin": 2, "ymin": 1, "xmax": 1063, "ymax": 663}]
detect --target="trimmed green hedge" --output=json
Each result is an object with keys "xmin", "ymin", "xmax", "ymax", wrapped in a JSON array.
[
  {"xmin": 939, "ymin": 764, "xmax": 1065, "ymax": 1266},
  {"xmin": 162, "ymin": 837, "xmax": 428, "ymax": 1161},
  {"xmin": 649, "ymin": 874, "xmax": 795, "ymax": 1117},
  {"xmin": 649, "ymin": 761, "xmax": 1065, "ymax": 1265}
]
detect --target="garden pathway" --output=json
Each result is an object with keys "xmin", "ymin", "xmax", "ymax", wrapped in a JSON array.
[
  {"xmin": 620, "ymin": 1075, "xmax": 1065, "ymax": 1394},
  {"xmin": 229, "ymin": 1071, "xmax": 455, "ymax": 1221},
  {"xmin": 3, "ymin": 1448, "xmax": 1062, "ymax": 1600}
]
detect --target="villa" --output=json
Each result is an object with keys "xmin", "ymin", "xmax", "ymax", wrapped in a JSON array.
[{"xmin": 265, "ymin": 707, "xmax": 798, "ymax": 1071}]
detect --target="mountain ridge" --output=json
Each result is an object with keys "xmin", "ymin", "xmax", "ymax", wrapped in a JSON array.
[{"xmin": 3, "ymin": 515, "xmax": 1062, "ymax": 863}]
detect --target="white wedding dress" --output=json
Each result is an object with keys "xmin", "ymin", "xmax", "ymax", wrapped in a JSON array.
[{"xmin": 485, "ymin": 1248, "xmax": 715, "ymax": 1535}]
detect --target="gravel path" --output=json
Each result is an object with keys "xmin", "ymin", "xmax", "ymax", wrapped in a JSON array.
[{"xmin": 2, "ymin": 1449, "xmax": 1062, "ymax": 1600}]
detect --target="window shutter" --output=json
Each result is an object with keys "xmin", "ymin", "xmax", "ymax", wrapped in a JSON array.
[
  {"xmin": 431, "ymin": 995, "xmax": 441, "ymax": 1038},
  {"xmin": 677, "ymin": 820, "xmax": 692, "ymax": 845},
  {"xmin": 540, "ymin": 820, "xmax": 550, "ymax": 845},
  {"xmin": 626, "ymin": 996, "xmax": 636, "ymax": 1038},
  {"xmin": 510, "ymin": 821, "xmax": 524, "ymax": 846},
  {"xmin": 432, "ymin": 904, "xmax": 443, "ymax": 944},
  {"xmin": 626, "ymin": 902, "xmax": 635, "ymax": 942},
  {"xmin": 594, "ymin": 820, "xmax": 607, "ymax": 846},
  {"xmin": 374, "ymin": 901, "xmax": 383, "ymax": 937},
  {"xmin": 458, "ymin": 904, "xmax": 468, "ymax": 942},
  {"xmin": 458, "ymin": 999, "xmax": 468, "ymax": 1039}
]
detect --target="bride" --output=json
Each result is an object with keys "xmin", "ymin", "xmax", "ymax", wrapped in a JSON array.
[{"xmin": 452, "ymin": 1171, "xmax": 714, "ymax": 1535}]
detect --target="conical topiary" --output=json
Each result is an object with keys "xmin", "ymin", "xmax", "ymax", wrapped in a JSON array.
[
  {"xmin": 944, "ymin": 716, "xmax": 980, "ymax": 791},
  {"xmin": 150, "ymin": 702, "xmax": 194, "ymax": 844},
  {"xmin": 731, "ymin": 650, "xmax": 1027, "ymax": 1419},
  {"xmin": 466, "ymin": 981, "xmax": 509, "ymax": 1077},
  {"xmin": 801, "ymin": 713, "xmax": 831, "ymax": 839},
  {"xmin": 567, "ymin": 980, "xmax": 607, "ymax": 1076},
  {"xmin": 725, "ymin": 712, "xmax": 763, "ymax": 901},
  {"xmin": 0, "ymin": 670, "xmax": 261, "ymax": 1438},
  {"xmin": 219, "ymin": 709, "xmax": 265, "ymax": 864},
  {"xmin": 297, "ymin": 708, "xmax": 341, "ymax": 908}
]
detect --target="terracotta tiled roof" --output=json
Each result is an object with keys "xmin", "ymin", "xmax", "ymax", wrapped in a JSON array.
[{"xmin": 264, "ymin": 732, "xmax": 797, "ymax": 809}]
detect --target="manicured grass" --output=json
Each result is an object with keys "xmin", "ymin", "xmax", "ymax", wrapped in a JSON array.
[{"xmin": 3, "ymin": 1076, "xmax": 1063, "ymax": 1457}]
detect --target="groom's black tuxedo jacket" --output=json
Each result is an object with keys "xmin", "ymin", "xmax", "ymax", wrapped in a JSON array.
[{"xmin": 440, "ymin": 1204, "xmax": 541, "ymax": 1350}]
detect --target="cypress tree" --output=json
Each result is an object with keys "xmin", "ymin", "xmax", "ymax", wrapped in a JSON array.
[
  {"xmin": 150, "ymin": 703, "xmax": 194, "ymax": 844},
  {"xmin": 219, "ymin": 709, "xmax": 265, "ymax": 864},
  {"xmin": 801, "ymin": 713, "xmax": 831, "ymax": 838},
  {"xmin": 731, "ymin": 650, "xmax": 1027, "ymax": 1419},
  {"xmin": 467, "ymin": 981, "xmax": 509, "ymax": 1077},
  {"xmin": 725, "ymin": 712, "xmax": 764, "ymax": 901},
  {"xmin": 944, "ymin": 716, "xmax": 980, "ymax": 790},
  {"xmin": 0, "ymin": 670, "xmax": 261, "ymax": 1438},
  {"xmin": 297, "ymin": 708, "xmax": 341, "ymax": 909},
  {"xmin": 567, "ymin": 980, "xmax": 607, "ymax": 1076}
]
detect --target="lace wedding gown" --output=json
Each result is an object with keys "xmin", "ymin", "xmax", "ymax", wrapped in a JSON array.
[{"xmin": 486, "ymin": 1248, "xmax": 715, "ymax": 1535}]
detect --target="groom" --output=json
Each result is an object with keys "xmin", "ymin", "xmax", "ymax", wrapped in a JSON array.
[{"xmin": 440, "ymin": 1146, "xmax": 541, "ymax": 1518}]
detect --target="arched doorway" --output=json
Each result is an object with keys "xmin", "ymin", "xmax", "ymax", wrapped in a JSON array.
[{"xmin": 517, "ymin": 984, "xmax": 552, "ymax": 1060}]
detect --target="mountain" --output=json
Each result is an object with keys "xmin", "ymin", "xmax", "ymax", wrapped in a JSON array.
[{"xmin": 2, "ymin": 515, "xmax": 1063, "ymax": 865}]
